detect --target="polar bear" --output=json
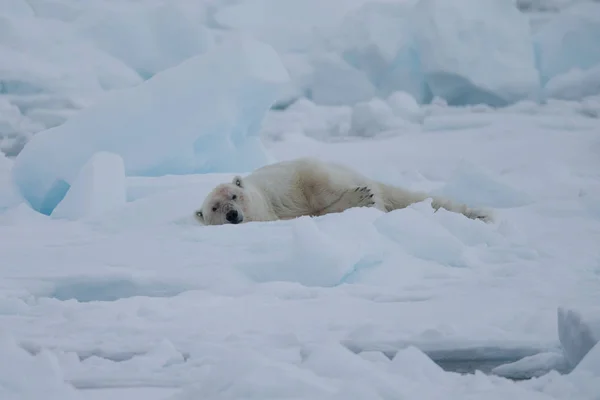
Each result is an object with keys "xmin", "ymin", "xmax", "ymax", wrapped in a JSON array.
[{"xmin": 194, "ymin": 157, "xmax": 492, "ymax": 225}]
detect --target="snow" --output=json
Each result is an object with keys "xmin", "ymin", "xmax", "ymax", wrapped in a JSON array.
[
  {"xmin": 0, "ymin": 332, "xmax": 78, "ymax": 400},
  {"xmin": 2, "ymin": 98, "xmax": 600, "ymax": 399},
  {"xmin": 2, "ymin": 0, "xmax": 600, "ymax": 399},
  {"xmin": 11, "ymin": 35, "xmax": 289, "ymax": 215}
]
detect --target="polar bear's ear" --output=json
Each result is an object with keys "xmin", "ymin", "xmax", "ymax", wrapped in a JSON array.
[
  {"xmin": 194, "ymin": 210, "xmax": 204, "ymax": 224},
  {"xmin": 232, "ymin": 175, "xmax": 244, "ymax": 188}
]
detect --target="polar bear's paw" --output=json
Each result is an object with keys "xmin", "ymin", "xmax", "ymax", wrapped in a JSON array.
[
  {"xmin": 465, "ymin": 207, "xmax": 494, "ymax": 223},
  {"xmin": 345, "ymin": 186, "xmax": 376, "ymax": 208}
]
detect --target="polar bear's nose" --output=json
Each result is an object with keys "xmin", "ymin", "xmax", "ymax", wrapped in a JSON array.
[{"xmin": 226, "ymin": 210, "xmax": 241, "ymax": 224}]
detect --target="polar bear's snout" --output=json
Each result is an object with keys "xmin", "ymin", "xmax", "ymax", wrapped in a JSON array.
[{"xmin": 226, "ymin": 209, "xmax": 243, "ymax": 224}]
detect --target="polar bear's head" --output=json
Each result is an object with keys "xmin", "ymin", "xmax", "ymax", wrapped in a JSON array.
[{"xmin": 194, "ymin": 176, "xmax": 247, "ymax": 225}]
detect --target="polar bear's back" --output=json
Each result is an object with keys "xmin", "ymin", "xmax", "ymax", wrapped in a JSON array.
[{"xmin": 245, "ymin": 157, "xmax": 376, "ymax": 207}]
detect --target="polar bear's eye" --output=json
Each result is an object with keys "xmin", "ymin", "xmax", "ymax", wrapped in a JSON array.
[
  {"xmin": 212, "ymin": 206, "xmax": 218, "ymax": 212},
  {"xmin": 231, "ymin": 194, "xmax": 237, "ymax": 200}
]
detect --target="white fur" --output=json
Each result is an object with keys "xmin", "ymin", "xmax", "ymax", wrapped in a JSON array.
[{"xmin": 194, "ymin": 157, "xmax": 493, "ymax": 225}]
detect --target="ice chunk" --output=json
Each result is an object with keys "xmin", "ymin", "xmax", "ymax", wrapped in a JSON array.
[
  {"xmin": 214, "ymin": 0, "xmax": 377, "ymax": 52},
  {"xmin": 0, "ymin": 11, "xmax": 142, "ymax": 154},
  {"xmin": 413, "ymin": 0, "xmax": 539, "ymax": 106},
  {"xmin": 73, "ymin": 2, "xmax": 213, "ymax": 79},
  {"xmin": 389, "ymin": 346, "xmax": 446, "ymax": 382},
  {"xmin": 374, "ymin": 202, "xmax": 467, "ymax": 268},
  {"xmin": 0, "ymin": 153, "xmax": 22, "ymax": 213},
  {"xmin": 558, "ymin": 307, "xmax": 600, "ymax": 369},
  {"xmin": 261, "ymin": 98, "xmax": 352, "ymax": 141},
  {"xmin": 386, "ymin": 91, "xmax": 424, "ymax": 123},
  {"xmin": 308, "ymin": 53, "xmax": 376, "ymax": 106},
  {"xmin": 12, "ymin": 35, "xmax": 290, "ymax": 215},
  {"xmin": 171, "ymin": 347, "xmax": 334, "ymax": 400},
  {"xmin": 0, "ymin": 332, "xmax": 77, "ymax": 400},
  {"xmin": 50, "ymin": 152, "xmax": 126, "ymax": 220},
  {"xmin": 533, "ymin": 3, "xmax": 600, "ymax": 84},
  {"xmin": 544, "ymin": 66, "xmax": 600, "ymax": 101},
  {"xmin": 349, "ymin": 98, "xmax": 415, "ymax": 137},
  {"xmin": 241, "ymin": 216, "xmax": 358, "ymax": 287},
  {"xmin": 335, "ymin": 1, "xmax": 430, "ymax": 103},
  {"xmin": 572, "ymin": 341, "xmax": 600, "ymax": 377},
  {"xmin": 492, "ymin": 352, "xmax": 569, "ymax": 379},
  {"xmin": 0, "ymin": 98, "xmax": 43, "ymax": 156}
]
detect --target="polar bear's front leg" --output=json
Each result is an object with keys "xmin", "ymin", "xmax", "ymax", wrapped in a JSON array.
[{"xmin": 312, "ymin": 186, "xmax": 376, "ymax": 216}]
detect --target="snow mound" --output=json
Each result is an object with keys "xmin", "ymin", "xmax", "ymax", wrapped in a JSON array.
[
  {"xmin": 0, "ymin": 332, "xmax": 77, "ymax": 400},
  {"xmin": 386, "ymin": 91, "xmax": 424, "ymax": 123},
  {"xmin": 374, "ymin": 201, "xmax": 467, "ymax": 268},
  {"xmin": 534, "ymin": 3, "xmax": 600, "ymax": 85},
  {"xmin": 349, "ymin": 98, "xmax": 414, "ymax": 137},
  {"xmin": 412, "ymin": 0, "xmax": 539, "ymax": 106},
  {"xmin": 261, "ymin": 98, "xmax": 352, "ymax": 142},
  {"xmin": 11, "ymin": 35, "xmax": 290, "ymax": 215},
  {"xmin": 239, "ymin": 208, "xmax": 385, "ymax": 287},
  {"xmin": 558, "ymin": 307, "xmax": 600, "ymax": 370},
  {"xmin": 434, "ymin": 160, "xmax": 533, "ymax": 208},
  {"xmin": 544, "ymin": 66, "xmax": 600, "ymax": 101},
  {"xmin": 51, "ymin": 152, "xmax": 126, "ymax": 221}
]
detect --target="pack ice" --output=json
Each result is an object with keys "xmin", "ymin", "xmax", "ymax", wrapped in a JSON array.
[
  {"xmin": 303, "ymin": 0, "xmax": 542, "ymax": 107},
  {"xmin": 412, "ymin": 0, "xmax": 539, "ymax": 106},
  {"xmin": 534, "ymin": 2, "xmax": 600, "ymax": 97},
  {"xmin": 11, "ymin": 35, "xmax": 290, "ymax": 215}
]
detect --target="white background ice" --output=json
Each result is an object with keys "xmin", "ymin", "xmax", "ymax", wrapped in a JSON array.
[
  {"xmin": 3, "ymin": 0, "xmax": 600, "ymax": 152},
  {"xmin": 11, "ymin": 35, "xmax": 289, "ymax": 215},
  {"xmin": 1, "ymin": 0, "xmax": 600, "ymax": 399}
]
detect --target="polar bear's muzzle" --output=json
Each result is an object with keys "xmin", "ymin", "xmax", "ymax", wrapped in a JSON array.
[{"xmin": 225, "ymin": 209, "xmax": 243, "ymax": 224}]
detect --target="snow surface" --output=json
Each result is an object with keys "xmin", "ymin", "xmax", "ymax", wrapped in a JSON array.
[{"xmin": 2, "ymin": 96, "xmax": 600, "ymax": 399}]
